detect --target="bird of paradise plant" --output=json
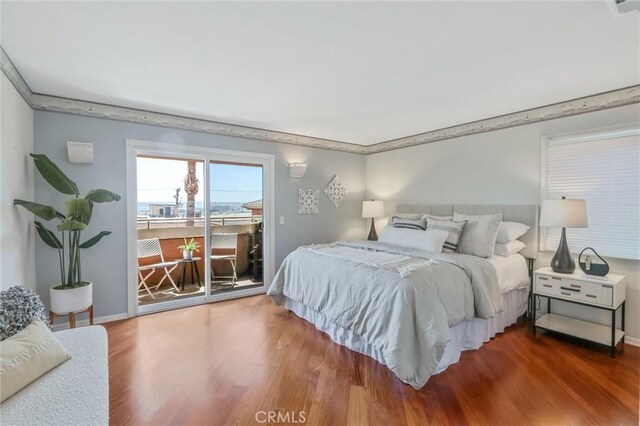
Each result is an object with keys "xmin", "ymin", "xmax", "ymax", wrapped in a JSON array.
[{"xmin": 14, "ymin": 154, "xmax": 121, "ymax": 289}]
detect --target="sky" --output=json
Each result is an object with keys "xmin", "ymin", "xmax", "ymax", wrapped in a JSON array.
[{"xmin": 137, "ymin": 157, "xmax": 262, "ymax": 204}]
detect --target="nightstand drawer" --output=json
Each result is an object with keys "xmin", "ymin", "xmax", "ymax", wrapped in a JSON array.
[
  {"xmin": 563, "ymin": 279, "xmax": 613, "ymax": 307},
  {"xmin": 556, "ymin": 282, "xmax": 582, "ymax": 301},
  {"xmin": 535, "ymin": 274, "xmax": 614, "ymax": 307},
  {"xmin": 535, "ymin": 275, "xmax": 560, "ymax": 296}
]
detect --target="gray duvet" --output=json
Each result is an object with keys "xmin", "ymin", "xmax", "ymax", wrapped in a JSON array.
[{"xmin": 267, "ymin": 241, "xmax": 502, "ymax": 389}]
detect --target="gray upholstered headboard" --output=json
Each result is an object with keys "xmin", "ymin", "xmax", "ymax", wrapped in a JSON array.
[{"xmin": 396, "ymin": 204, "xmax": 539, "ymax": 259}]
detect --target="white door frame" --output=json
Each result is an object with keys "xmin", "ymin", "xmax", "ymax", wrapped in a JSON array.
[{"xmin": 125, "ymin": 139, "xmax": 275, "ymax": 317}]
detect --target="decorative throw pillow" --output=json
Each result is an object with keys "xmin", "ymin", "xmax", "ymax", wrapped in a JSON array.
[
  {"xmin": 453, "ymin": 212, "xmax": 503, "ymax": 258},
  {"xmin": 494, "ymin": 240, "xmax": 527, "ymax": 257},
  {"xmin": 426, "ymin": 219, "xmax": 467, "ymax": 253},
  {"xmin": 386, "ymin": 213, "xmax": 421, "ymax": 225},
  {"xmin": 496, "ymin": 221, "xmax": 530, "ymax": 244},
  {"xmin": 390, "ymin": 216, "xmax": 427, "ymax": 231},
  {"xmin": 379, "ymin": 226, "xmax": 449, "ymax": 253},
  {"xmin": 421, "ymin": 214, "xmax": 453, "ymax": 221},
  {"xmin": 0, "ymin": 319, "xmax": 71, "ymax": 402},
  {"xmin": 0, "ymin": 286, "xmax": 49, "ymax": 341}
]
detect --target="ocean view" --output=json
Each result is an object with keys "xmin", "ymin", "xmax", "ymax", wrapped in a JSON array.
[{"xmin": 137, "ymin": 201, "xmax": 251, "ymax": 216}]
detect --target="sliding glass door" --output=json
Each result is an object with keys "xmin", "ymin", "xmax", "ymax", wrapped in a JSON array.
[
  {"xmin": 127, "ymin": 140, "xmax": 274, "ymax": 316},
  {"xmin": 136, "ymin": 155, "xmax": 206, "ymax": 309},
  {"xmin": 209, "ymin": 161, "xmax": 264, "ymax": 295}
]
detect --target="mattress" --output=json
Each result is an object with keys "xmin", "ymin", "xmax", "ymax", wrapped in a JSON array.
[{"xmin": 284, "ymin": 287, "xmax": 528, "ymax": 381}]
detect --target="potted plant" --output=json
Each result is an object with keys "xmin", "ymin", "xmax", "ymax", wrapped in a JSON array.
[
  {"xmin": 14, "ymin": 154, "xmax": 120, "ymax": 314},
  {"xmin": 177, "ymin": 237, "xmax": 200, "ymax": 260}
]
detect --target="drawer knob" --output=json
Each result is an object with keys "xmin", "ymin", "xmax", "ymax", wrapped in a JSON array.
[
  {"xmin": 543, "ymin": 284, "xmax": 552, "ymax": 288},
  {"xmin": 561, "ymin": 291, "xmax": 571, "ymax": 296},
  {"xmin": 585, "ymin": 294, "xmax": 597, "ymax": 299}
]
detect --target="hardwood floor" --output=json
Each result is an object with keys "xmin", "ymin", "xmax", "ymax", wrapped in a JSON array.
[{"xmin": 105, "ymin": 295, "xmax": 639, "ymax": 425}]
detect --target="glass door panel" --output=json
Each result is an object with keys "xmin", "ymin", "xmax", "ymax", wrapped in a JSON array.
[
  {"xmin": 209, "ymin": 161, "xmax": 264, "ymax": 295},
  {"xmin": 136, "ymin": 155, "xmax": 205, "ymax": 309}
]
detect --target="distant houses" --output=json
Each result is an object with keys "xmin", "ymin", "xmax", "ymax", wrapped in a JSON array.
[
  {"xmin": 148, "ymin": 203, "xmax": 176, "ymax": 217},
  {"xmin": 242, "ymin": 199, "xmax": 262, "ymax": 216}
]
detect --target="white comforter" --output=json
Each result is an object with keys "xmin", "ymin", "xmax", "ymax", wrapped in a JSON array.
[{"xmin": 268, "ymin": 241, "xmax": 502, "ymax": 389}]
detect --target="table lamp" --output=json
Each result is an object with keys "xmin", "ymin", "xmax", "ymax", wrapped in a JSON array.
[
  {"xmin": 540, "ymin": 196, "xmax": 588, "ymax": 273},
  {"xmin": 362, "ymin": 200, "xmax": 384, "ymax": 241}
]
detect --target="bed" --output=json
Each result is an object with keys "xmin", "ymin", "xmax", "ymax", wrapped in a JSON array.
[{"xmin": 267, "ymin": 204, "xmax": 538, "ymax": 389}]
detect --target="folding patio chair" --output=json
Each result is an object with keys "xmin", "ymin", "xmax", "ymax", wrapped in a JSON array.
[
  {"xmin": 210, "ymin": 233, "xmax": 238, "ymax": 288},
  {"xmin": 137, "ymin": 238, "xmax": 180, "ymax": 299}
]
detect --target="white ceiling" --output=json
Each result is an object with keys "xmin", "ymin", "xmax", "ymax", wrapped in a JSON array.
[{"xmin": 2, "ymin": 1, "xmax": 639, "ymax": 145}]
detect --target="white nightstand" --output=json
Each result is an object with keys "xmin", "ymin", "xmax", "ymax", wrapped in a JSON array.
[{"xmin": 532, "ymin": 266, "xmax": 626, "ymax": 357}]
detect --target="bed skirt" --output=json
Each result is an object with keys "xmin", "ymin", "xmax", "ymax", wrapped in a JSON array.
[{"xmin": 283, "ymin": 287, "xmax": 528, "ymax": 379}]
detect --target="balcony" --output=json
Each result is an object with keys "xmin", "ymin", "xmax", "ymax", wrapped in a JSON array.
[{"xmin": 137, "ymin": 216, "xmax": 263, "ymax": 305}]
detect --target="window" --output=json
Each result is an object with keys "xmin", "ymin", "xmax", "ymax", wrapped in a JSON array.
[{"xmin": 541, "ymin": 126, "xmax": 640, "ymax": 260}]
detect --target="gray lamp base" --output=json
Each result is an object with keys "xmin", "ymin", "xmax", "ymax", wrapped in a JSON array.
[
  {"xmin": 550, "ymin": 227, "xmax": 575, "ymax": 274},
  {"xmin": 367, "ymin": 218, "xmax": 378, "ymax": 241}
]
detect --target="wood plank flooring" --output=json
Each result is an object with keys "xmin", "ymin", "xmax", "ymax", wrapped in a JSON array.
[{"xmin": 105, "ymin": 295, "xmax": 639, "ymax": 425}]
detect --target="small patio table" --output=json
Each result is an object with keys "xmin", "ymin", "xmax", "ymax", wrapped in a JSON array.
[{"xmin": 174, "ymin": 257, "xmax": 202, "ymax": 291}]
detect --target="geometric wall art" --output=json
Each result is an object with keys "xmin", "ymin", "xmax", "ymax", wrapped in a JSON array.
[
  {"xmin": 298, "ymin": 188, "xmax": 320, "ymax": 214},
  {"xmin": 323, "ymin": 175, "xmax": 349, "ymax": 207}
]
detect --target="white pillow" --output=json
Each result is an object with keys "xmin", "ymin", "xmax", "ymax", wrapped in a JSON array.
[
  {"xmin": 379, "ymin": 226, "xmax": 449, "ymax": 253},
  {"xmin": 453, "ymin": 212, "xmax": 503, "ymax": 258},
  {"xmin": 496, "ymin": 221, "xmax": 530, "ymax": 244},
  {"xmin": 494, "ymin": 240, "xmax": 526, "ymax": 257}
]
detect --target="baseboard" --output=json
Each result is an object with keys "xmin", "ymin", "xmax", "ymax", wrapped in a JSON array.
[
  {"xmin": 52, "ymin": 312, "xmax": 128, "ymax": 331},
  {"xmin": 624, "ymin": 336, "xmax": 640, "ymax": 347}
]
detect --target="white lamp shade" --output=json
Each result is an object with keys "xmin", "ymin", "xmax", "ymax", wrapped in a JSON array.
[
  {"xmin": 362, "ymin": 200, "xmax": 384, "ymax": 218},
  {"xmin": 540, "ymin": 199, "xmax": 588, "ymax": 228},
  {"xmin": 289, "ymin": 162, "xmax": 307, "ymax": 178}
]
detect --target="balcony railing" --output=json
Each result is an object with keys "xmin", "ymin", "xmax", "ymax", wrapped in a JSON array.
[{"xmin": 137, "ymin": 215, "xmax": 263, "ymax": 229}]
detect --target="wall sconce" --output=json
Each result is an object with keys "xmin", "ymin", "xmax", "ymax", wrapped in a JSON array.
[
  {"xmin": 67, "ymin": 141, "xmax": 94, "ymax": 164},
  {"xmin": 289, "ymin": 162, "xmax": 307, "ymax": 178}
]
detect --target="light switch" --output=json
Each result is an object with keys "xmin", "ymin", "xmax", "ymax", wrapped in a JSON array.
[{"xmin": 279, "ymin": 216, "xmax": 285, "ymax": 225}]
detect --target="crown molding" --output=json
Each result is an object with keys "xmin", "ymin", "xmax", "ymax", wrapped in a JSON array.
[
  {"xmin": 30, "ymin": 94, "xmax": 368, "ymax": 154},
  {"xmin": 2, "ymin": 47, "xmax": 638, "ymax": 155},
  {"xmin": 1, "ymin": 46, "xmax": 32, "ymax": 106},
  {"xmin": 367, "ymin": 85, "xmax": 640, "ymax": 154}
]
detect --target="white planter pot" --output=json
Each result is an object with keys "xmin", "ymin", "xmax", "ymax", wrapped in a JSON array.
[
  {"xmin": 50, "ymin": 282, "xmax": 93, "ymax": 314},
  {"xmin": 183, "ymin": 251, "xmax": 193, "ymax": 260}
]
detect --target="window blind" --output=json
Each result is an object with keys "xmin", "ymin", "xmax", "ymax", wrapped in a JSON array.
[{"xmin": 542, "ymin": 129, "xmax": 640, "ymax": 260}]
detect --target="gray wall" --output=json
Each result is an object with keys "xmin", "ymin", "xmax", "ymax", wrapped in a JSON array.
[
  {"xmin": 34, "ymin": 111, "xmax": 367, "ymax": 319},
  {"xmin": 367, "ymin": 104, "xmax": 640, "ymax": 340},
  {"xmin": 1, "ymin": 73, "xmax": 35, "ymax": 291}
]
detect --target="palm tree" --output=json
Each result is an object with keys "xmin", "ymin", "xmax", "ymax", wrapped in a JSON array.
[{"xmin": 184, "ymin": 160, "xmax": 199, "ymax": 227}]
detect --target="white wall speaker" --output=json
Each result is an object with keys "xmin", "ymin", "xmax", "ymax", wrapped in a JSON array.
[{"xmin": 67, "ymin": 141, "xmax": 94, "ymax": 164}]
